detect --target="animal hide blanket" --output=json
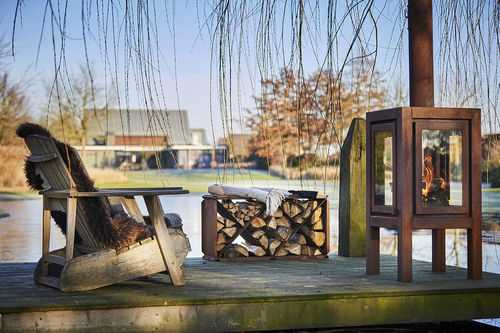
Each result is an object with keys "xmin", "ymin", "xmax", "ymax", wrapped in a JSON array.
[{"xmin": 16, "ymin": 123, "xmax": 152, "ymax": 249}]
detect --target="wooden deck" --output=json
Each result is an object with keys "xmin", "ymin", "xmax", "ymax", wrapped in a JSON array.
[{"xmin": 1, "ymin": 255, "xmax": 500, "ymax": 332}]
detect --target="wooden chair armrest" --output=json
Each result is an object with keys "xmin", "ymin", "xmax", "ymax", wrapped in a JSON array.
[{"xmin": 42, "ymin": 188, "xmax": 188, "ymax": 198}]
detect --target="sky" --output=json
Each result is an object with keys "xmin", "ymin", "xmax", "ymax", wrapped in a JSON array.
[{"xmin": 0, "ymin": 1, "xmax": 497, "ymax": 140}]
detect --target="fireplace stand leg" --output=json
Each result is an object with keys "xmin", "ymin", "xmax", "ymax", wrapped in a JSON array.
[
  {"xmin": 398, "ymin": 226, "xmax": 412, "ymax": 282},
  {"xmin": 432, "ymin": 229, "xmax": 446, "ymax": 273},
  {"xmin": 467, "ymin": 227, "xmax": 482, "ymax": 280},
  {"xmin": 366, "ymin": 226, "xmax": 380, "ymax": 275}
]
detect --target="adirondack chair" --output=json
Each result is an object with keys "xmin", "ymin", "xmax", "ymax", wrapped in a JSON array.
[{"xmin": 23, "ymin": 134, "xmax": 189, "ymax": 292}]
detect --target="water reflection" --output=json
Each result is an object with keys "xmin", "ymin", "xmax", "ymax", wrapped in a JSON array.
[{"xmin": 1, "ymin": 193, "xmax": 500, "ymax": 274}]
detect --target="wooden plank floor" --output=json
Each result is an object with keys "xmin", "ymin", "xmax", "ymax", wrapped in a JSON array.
[{"xmin": 1, "ymin": 255, "xmax": 500, "ymax": 332}]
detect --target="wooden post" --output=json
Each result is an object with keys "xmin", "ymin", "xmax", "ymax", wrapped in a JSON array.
[{"xmin": 339, "ymin": 118, "xmax": 366, "ymax": 257}]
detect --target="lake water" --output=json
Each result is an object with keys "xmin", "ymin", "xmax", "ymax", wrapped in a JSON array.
[{"xmin": 1, "ymin": 190, "xmax": 500, "ymax": 275}]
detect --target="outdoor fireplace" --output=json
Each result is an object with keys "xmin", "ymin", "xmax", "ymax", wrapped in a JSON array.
[{"xmin": 366, "ymin": 107, "xmax": 482, "ymax": 282}]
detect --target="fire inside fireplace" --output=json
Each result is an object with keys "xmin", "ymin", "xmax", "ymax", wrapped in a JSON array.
[{"xmin": 420, "ymin": 129, "xmax": 463, "ymax": 207}]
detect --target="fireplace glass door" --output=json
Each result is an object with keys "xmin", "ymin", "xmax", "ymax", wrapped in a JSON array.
[
  {"xmin": 371, "ymin": 122, "xmax": 396, "ymax": 214},
  {"xmin": 415, "ymin": 120, "xmax": 469, "ymax": 214}
]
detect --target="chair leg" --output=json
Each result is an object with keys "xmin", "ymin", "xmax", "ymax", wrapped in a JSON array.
[
  {"xmin": 432, "ymin": 229, "xmax": 446, "ymax": 273},
  {"xmin": 42, "ymin": 198, "xmax": 51, "ymax": 256},
  {"xmin": 366, "ymin": 226, "xmax": 380, "ymax": 275},
  {"xmin": 144, "ymin": 195, "xmax": 185, "ymax": 286},
  {"xmin": 65, "ymin": 197, "xmax": 77, "ymax": 261}
]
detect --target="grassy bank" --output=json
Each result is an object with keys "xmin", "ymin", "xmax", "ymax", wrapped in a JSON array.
[
  {"xmin": 269, "ymin": 165, "xmax": 339, "ymax": 180},
  {"xmin": 0, "ymin": 167, "xmax": 281, "ymax": 195},
  {"xmin": 91, "ymin": 168, "xmax": 281, "ymax": 193},
  {"xmin": 484, "ymin": 187, "xmax": 500, "ymax": 192}
]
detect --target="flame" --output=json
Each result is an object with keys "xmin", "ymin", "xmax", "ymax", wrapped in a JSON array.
[
  {"xmin": 422, "ymin": 154, "xmax": 433, "ymax": 199},
  {"xmin": 422, "ymin": 154, "xmax": 449, "ymax": 201}
]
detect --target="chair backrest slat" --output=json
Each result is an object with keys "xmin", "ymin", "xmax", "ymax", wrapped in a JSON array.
[{"xmin": 24, "ymin": 135, "xmax": 105, "ymax": 250}]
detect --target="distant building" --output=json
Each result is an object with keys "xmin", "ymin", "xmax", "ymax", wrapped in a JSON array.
[
  {"xmin": 218, "ymin": 134, "xmax": 252, "ymax": 160},
  {"xmin": 78, "ymin": 109, "xmax": 225, "ymax": 169}
]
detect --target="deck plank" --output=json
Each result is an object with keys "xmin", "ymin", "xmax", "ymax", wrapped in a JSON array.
[{"xmin": 1, "ymin": 255, "xmax": 500, "ymax": 332}]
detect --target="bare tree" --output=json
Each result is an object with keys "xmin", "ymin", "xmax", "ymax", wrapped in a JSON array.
[
  {"xmin": 44, "ymin": 65, "xmax": 107, "ymax": 146},
  {"xmin": 247, "ymin": 64, "xmax": 387, "ymax": 167}
]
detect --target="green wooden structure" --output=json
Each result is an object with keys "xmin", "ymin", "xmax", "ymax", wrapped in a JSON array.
[
  {"xmin": 339, "ymin": 118, "xmax": 366, "ymax": 257},
  {"xmin": 1, "ymin": 256, "xmax": 500, "ymax": 332}
]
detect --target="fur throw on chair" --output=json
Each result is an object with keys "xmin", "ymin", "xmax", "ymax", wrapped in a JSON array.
[{"xmin": 16, "ymin": 123, "xmax": 152, "ymax": 249}]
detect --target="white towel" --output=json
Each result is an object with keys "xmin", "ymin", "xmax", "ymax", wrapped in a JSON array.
[{"xmin": 208, "ymin": 184, "xmax": 290, "ymax": 216}]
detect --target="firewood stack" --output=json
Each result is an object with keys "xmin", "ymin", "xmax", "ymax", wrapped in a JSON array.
[{"xmin": 202, "ymin": 195, "xmax": 329, "ymax": 260}]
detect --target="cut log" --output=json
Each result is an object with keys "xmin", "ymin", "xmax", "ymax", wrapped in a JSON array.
[
  {"xmin": 302, "ymin": 227, "xmax": 326, "ymax": 247},
  {"xmin": 252, "ymin": 230, "xmax": 265, "ymax": 239},
  {"xmin": 285, "ymin": 243, "xmax": 301, "ymax": 255},
  {"xmin": 276, "ymin": 217, "xmax": 290, "ymax": 228},
  {"xmin": 217, "ymin": 233, "xmax": 226, "ymax": 245},
  {"xmin": 301, "ymin": 245, "xmax": 314, "ymax": 256},
  {"xmin": 276, "ymin": 227, "xmax": 291, "ymax": 241},
  {"xmin": 312, "ymin": 202, "xmax": 322, "ymax": 224},
  {"xmin": 282, "ymin": 201, "xmax": 301, "ymax": 217},
  {"xmin": 295, "ymin": 216, "xmax": 305, "ymax": 224},
  {"xmin": 290, "ymin": 203, "xmax": 302, "ymax": 217},
  {"xmin": 241, "ymin": 230, "xmax": 269, "ymax": 249},
  {"xmin": 222, "ymin": 227, "xmax": 238, "ymax": 238},
  {"xmin": 246, "ymin": 244, "xmax": 266, "ymax": 256},
  {"xmin": 217, "ymin": 221, "xmax": 225, "ymax": 232},
  {"xmin": 289, "ymin": 233, "xmax": 307, "ymax": 245},
  {"xmin": 267, "ymin": 218, "xmax": 277, "ymax": 229},
  {"xmin": 274, "ymin": 209, "xmax": 283, "ymax": 218},
  {"xmin": 302, "ymin": 205, "xmax": 312, "ymax": 219},
  {"xmin": 221, "ymin": 244, "xmax": 249, "ymax": 258},
  {"xmin": 225, "ymin": 218, "xmax": 236, "ymax": 228},
  {"xmin": 275, "ymin": 248, "xmax": 288, "ymax": 256},
  {"xmin": 235, "ymin": 216, "xmax": 245, "ymax": 226},
  {"xmin": 268, "ymin": 238, "xmax": 281, "ymax": 255},
  {"xmin": 282, "ymin": 201, "xmax": 290, "ymax": 214},
  {"xmin": 259, "ymin": 234, "xmax": 269, "ymax": 249},
  {"xmin": 312, "ymin": 221, "xmax": 323, "ymax": 231},
  {"xmin": 250, "ymin": 217, "xmax": 266, "ymax": 229},
  {"xmin": 314, "ymin": 248, "xmax": 323, "ymax": 256},
  {"xmin": 216, "ymin": 243, "xmax": 225, "ymax": 252}
]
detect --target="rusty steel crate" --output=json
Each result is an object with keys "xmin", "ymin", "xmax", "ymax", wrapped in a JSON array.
[{"xmin": 202, "ymin": 194, "xmax": 329, "ymax": 260}]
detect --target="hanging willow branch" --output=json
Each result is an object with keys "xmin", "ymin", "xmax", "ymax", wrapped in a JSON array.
[{"xmin": 9, "ymin": 0, "xmax": 499, "ymax": 186}]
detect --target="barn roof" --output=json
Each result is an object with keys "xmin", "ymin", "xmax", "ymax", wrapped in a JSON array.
[{"xmin": 85, "ymin": 108, "xmax": 192, "ymax": 145}]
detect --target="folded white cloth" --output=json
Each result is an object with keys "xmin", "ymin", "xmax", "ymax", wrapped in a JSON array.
[{"xmin": 208, "ymin": 184, "xmax": 291, "ymax": 216}]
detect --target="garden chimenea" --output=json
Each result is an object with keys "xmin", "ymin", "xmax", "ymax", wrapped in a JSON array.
[{"xmin": 366, "ymin": 107, "xmax": 482, "ymax": 282}]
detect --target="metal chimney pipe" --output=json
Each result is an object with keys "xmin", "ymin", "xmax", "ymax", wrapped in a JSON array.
[
  {"xmin": 408, "ymin": 0, "xmax": 434, "ymax": 107},
  {"xmin": 408, "ymin": 0, "xmax": 445, "ymax": 274}
]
